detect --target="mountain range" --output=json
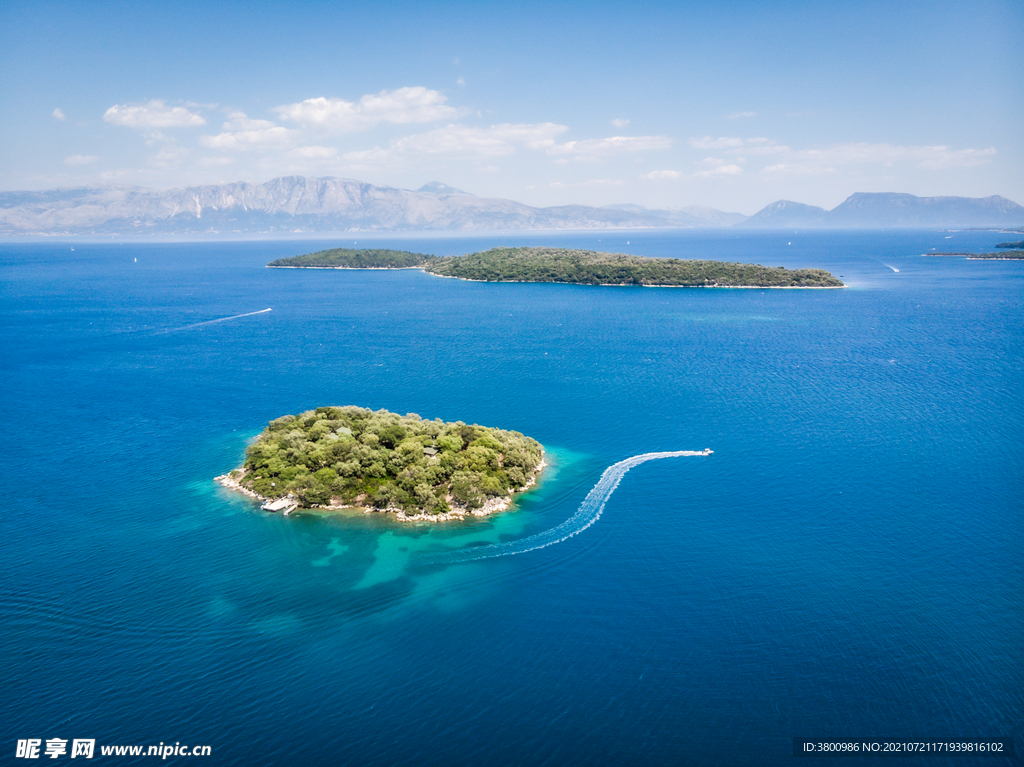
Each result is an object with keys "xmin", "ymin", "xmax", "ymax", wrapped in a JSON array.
[
  {"xmin": 0, "ymin": 176, "xmax": 1020, "ymax": 235},
  {"xmin": 741, "ymin": 192, "xmax": 1024, "ymax": 228}
]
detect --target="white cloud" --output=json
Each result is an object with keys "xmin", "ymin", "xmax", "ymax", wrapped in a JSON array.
[
  {"xmin": 639, "ymin": 170, "xmax": 681, "ymax": 180},
  {"xmin": 689, "ymin": 136, "xmax": 744, "ymax": 150},
  {"xmin": 99, "ymin": 168, "xmax": 158, "ymax": 183},
  {"xmin": 103, "ymin": 100, "xmax": 206, "ymax": 128},
  {"xmin": 200, "ymin": 126, "xmax": 292, "ymax": 150},
  {"xmin": 761, "ymin": 161, "xmax": 835, "ymax": 176},
  {"xmin": 457, "ymin": 77, "xmax": 466, "ymax": 86},
  {"xmin": 758, "ymin": 142, "xmax": 997, "ymax": 174},
  {"xmin": 548, "ymin": 135, "xmax": 672, "ymax": 159},
  {"xmin": 727, "ymin": 111, "xmax": 756, "ymax": 119},
  {"xmin": 150, "ymin": 145, "xmax": 191, "ymax": 167},
  {"xmin": 816, "ymin": 142, "xmax": 995, "ymax": 169},
  {"xmin": 690, "ymin": 136, "xmax": 786, "ymax": 155},
  {"xmin": 737, "ymin": 143, "xmax": 789, "ymax": 156},
  {"xmin": 697, "ymin": 156, "xmax": 746, "ymax": 166},
  {"xmin": 693, "ymin": 164, "xmax": 743, "ymax": 178},
  {"xmin": 611, "ymin": 118, "xmax": 630, "ymax": 127},
  {"xmin": 287, "ymin": 145, "xmax": 339, "ymax": 160},
  {"xmin": 197, "ymin": 156, "xmax": 235, "ymax": 167},
  {"xmin": 689, "ymin": 135, "xmax": 994, "ymax": 174},
  {"xmin": 220, "ymin": 112, "xmax": 277, "ymax": 131},
  {"xmin": 916, "ymin": 146, "xmax": 997, "ymax": 169},
  {"xmin": 195, "ymin": 110, "xmax": 293, "ymax": 152},
  {"xmin": 275, "ymin": 87, "xmax": 462, "ymax": 132},
  {"xmin": 53, "ymin": 108, "xmax": 66, "ymax": 121},
  {"xmin": 549, "ymin": 179, "xmax": 623, "ymax": 188},
  {"xmin": 64, "ymin": 154, "xmax": 97, "ymax": 166},
  {"xmin": 345, "ymin": 123, "xmax": 570, "ymax": 163}
]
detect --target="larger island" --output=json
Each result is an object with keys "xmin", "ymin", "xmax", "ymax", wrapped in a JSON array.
[
  {"xmin": 216, "ymin": 407, "xmax": 545, "ymax": 521},
  {"xmin": 268, "ymin": 246, "xmax": 845, "ymax": 287}
]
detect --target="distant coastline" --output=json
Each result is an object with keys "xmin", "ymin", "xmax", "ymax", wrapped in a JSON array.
[
  {"xmin": 923, "ymin": 250, "xmax": 1024, "ymax": 260},
  {"xmin": 267, "ymin": 265, "xmax": 426, "ymax": 270},
  {"xmin": 423, "ymin": 271, "xmax": 845, "ymax": 289}
]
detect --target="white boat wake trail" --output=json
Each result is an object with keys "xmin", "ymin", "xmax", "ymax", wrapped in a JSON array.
[
  {"xmin": 156, "ymin": 308, "xmax": 272, "ymax": 334},
  {"xmin": 426, "ymin": 450, "xmax": 709, "ymax": 565}
]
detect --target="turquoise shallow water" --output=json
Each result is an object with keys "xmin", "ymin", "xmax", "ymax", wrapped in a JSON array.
[{"xmin": 1, "ymin": 230, "xmax": 1021, "ymax": 765}]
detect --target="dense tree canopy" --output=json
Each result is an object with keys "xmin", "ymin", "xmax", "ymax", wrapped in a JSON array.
[
  {"xmin": 233, "ymin": 407, "xmax": 544, "ymax": 514},
  {"xmin": 424, "ymin": 247, "xmax": 845, "ymax": 287},
  {"xmin": 973, "ymin": 250, "xmax": 1024, "ymax": 259},
  {"xmin": 266, "ymin": 245, "xmax": 843, "ymax": 286},
  {"xmin": 268, "ymin": 248, "xmax": 435, "ymax": 268}
]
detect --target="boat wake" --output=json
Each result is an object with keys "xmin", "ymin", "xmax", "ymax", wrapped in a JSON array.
[
  {"xmin": 423, "ymin": 450, "xmax": 710, "ymax": 565},
  {"xmin": 157, "ymin": 308, "xmax": 272, "ymax": 334}
]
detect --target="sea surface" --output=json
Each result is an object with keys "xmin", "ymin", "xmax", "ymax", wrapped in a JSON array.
[{"xmin": 1, "ymin": 230, "xmax": 1021, "ymax": 766}]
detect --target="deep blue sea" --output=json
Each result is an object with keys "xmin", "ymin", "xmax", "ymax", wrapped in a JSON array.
[{"xmin": 2, "ymin": 230, "xmax": 1021, "ymax": 766}]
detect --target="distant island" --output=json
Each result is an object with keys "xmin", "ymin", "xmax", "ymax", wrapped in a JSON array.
[
  {"xmin": 923, "ymin": 250, "xmax": 1024, "ymax": 259},
  {"xmin": 995, "ymin": 241, "xmax": 1024, "ymax": 248},
  {"xmin": 269, "ymin": 246, "xmax": 845, "ymax": 288},
  {"xmin": 268, "ymin": 248, "xmax": 435, "ymax": 269},
  {"xmin": 215, "ymin": 407, "xmax": 545, "ymax": 521}
]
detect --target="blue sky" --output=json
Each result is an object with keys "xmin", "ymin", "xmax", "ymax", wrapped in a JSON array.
[{"xmin": 2, "ymin": 0, "xmax": 1020, "ymax": 213}]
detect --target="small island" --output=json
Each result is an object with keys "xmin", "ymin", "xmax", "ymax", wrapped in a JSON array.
[
  {"xmin": 269, "ymin": 246, "xmax": 845, "ymax": 288},
  {"xmin": 216, "ymin": 406, "xmax": 545, "ymax": 521},
  {"xmin": 268, "ymin": 248, "xmax": 435, "ymax": 269},
  {"xmin": 996, "ymin": 241, "xmax": 1024, "ymax": 249}
]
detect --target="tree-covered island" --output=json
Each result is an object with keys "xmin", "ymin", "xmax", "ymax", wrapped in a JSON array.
[
  {"xmin": 216, "ymin": 407, "xmax": 545, "ymax": 521},
  {"xmin": 267, "ymin": 246, "xmax": 845, "ymax": 287},
  {"xmin": 424, "ymin": 247, "xmax": 844, "ymax": 287},
  {"xmin": 268, "ymin": 248, "xmax": 436, "ymax": 268}
]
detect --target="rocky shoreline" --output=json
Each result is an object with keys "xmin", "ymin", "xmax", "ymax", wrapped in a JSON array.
[
  {"xmin": 215, "ymin": 457, "xmax": 547, "ymax": 523},
  {"xmin": 424, "ymin": 271, "xmax": 844, "ymax": 288}
]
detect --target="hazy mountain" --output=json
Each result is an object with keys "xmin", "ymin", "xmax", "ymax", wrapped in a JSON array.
[
  {"xmin": 5, "ymin": 178, "xmax": 1018, "ymax": 235},
  {"xmin": 738, "ymin": 200, "xmax": 828, "ymax": 228},
  {"xmin": 828, "ymin": 193, "xmax": 1024, "ymax": 227},
  {"xmin": 602, "ymin": 203, "xmax": 748, "ymax": 227},
  {"xmin": 0, "ymin": 176, "xmax": 712, "ymax": 235},
  {"xmin": 742, "ymin": 192, "xmax": 1024, "ymax": 228},
  {"xmin": 417, "ymin": 181, "xmax": 473, "ymax": 196}
]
